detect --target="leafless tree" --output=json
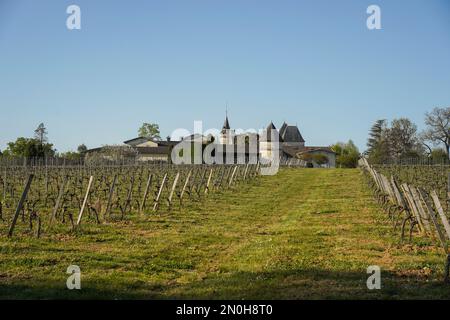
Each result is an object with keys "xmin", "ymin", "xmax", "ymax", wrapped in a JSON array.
[{"xmin": 422, "ymin": 107, "xmax": 450, "ymax": 159}]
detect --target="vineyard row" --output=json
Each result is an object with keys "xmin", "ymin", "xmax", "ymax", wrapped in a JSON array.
[{"xmin": 0, "ymin": 163, "xmax": 261, "ymax": 238}]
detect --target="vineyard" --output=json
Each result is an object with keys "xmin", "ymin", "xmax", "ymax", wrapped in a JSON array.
[
  {"xmin": 361, "ymin": 159, "xmax": 450, "ymax": 281},
  {"xmin": 1, "ymin": 165, "xmax": 450, "ymax": 299},
  {"xmin": 372, "ymin": 163, "xmax": 450, "ymax": 212},
  {"xmin": 0, "ymin": 163, "xmax": 260, "ymax": 238}
]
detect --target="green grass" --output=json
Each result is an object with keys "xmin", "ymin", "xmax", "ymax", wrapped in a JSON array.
[{"xmin": 0, "ymin": 168, "xmax": 449, "ymax": 299}]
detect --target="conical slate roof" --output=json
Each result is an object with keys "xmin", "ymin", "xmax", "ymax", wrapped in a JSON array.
[
  {"xmin": 264, "ymin": 122, "xmax": 283, "ymax": 142},
  {"xmin": 280, "ymin": 124, "xmax": 305, "ymax": 143},
  {"xmin": 279, "ymin": 122, "xmax": 288, "ymax": 137},
  {"xmin": 221, "ymin": 116, "xmax": 231, "ymax": 133}
]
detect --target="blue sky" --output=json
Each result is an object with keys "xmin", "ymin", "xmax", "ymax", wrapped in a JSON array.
[{"xmin": 1, "ymin": 0, "xmax": 449, "ymax": 153}]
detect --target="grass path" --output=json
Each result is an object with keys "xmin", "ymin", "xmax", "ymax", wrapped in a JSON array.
[{"xmin": 0, "ymin": 168, "xmax": 449, "ymax": 299}]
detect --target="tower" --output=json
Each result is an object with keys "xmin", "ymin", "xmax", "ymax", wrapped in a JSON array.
[
  {"xmin": 220, "ymin": 113, "xmax": 234, "ymax": 145},
  {"xmin": 260, "ymin": 122, "xmax": 282, "ymax": 160}
]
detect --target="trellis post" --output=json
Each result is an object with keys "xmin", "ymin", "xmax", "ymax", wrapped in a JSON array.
[
  {"xmin": 179, "ymin": 170, "xmax": 192, "ymax": 205},
  {"xmin": 104, "ymin": 174, "xmax": 117, "ymax": 217},
  {"xmin": 168, "ymin": 172, "xmax": 180, "ymax": 209},
  {"xmin": 229, "ymin": 166, "xmax": 238, "ymax": 187},
  {"xmin": 140, "ymin": 173, "xmax": 153, "ymax": 214},
  {"xmin": 204, "ymin": 168, "xmax": 213, "ymax": 194},
  {"xmin": 153, "ymin": 173, "xmax": 167, "ymax": 212},
  {"xmin": 8, "ymin": 174, "xmax": 34, "ymax": 237},
  {"xmin": 49, "ymin": 175, "xmax": 68, "ymax": 226},
  {"xmin": 76, "ymin": 176, "xmax": 94, "ymax": 227}
]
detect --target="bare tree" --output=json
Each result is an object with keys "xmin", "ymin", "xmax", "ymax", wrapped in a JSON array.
[{"xmin": 422, "ymin": 107, "xmax": 450, "ymax": 159}]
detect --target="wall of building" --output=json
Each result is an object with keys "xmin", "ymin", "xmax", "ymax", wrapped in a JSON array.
[
  {"xmin": 282, "ymin": 142, "xmax": 305, "ymax": 148},
  {"xmin": 136, "ymin": 141, "xmax": 159, "ymax": 147},
  {"xmin": 137, "ymin": 154, "xmax": 169, "ymax": 162}
]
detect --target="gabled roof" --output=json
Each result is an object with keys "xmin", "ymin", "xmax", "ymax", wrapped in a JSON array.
[
  {"xmin": 157, "ymin": 140, "xmax": 180, "ymax": 146},
  {"xmin": 297, "ymin": 146, "xmax": 336, "ymax": 155},
  {"xmin": 182, "ymin": 134, "xmax": 214, "ymax": 144},
  {"xmin": 281, "ymin": 125, "xmax": 305, "ymax": 143},
  {"xmin": 124, "ymin": 137, "xmax": 151, "ymax": 146},
  {"xmin": 124, "ymin": 137, "xmax": 179, "ymax": 147}
]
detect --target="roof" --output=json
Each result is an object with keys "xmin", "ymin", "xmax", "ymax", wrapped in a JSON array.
[
  {"xmin": 124, "ymin": 137, "xmax": 179, "ymax": 147},
  {"xmin": 157, "ymin": 140, "xmax": 180, "ymax": 146},
  {"xmin": 135, "ymin": 146, "xmax": 170, "ymax": 155},
  {"xmin": 182, "ymin": 134, "xmax": 214, "ymax": 144},
  {"xmin": 123, "ymin": 137, "xmax": 151, "ymax": 146},
  {"xmin": 281, "ymin": 125, "xmax": 305, "ymax": 143},
  {"xmin": 221, "ymin": 116, "xmax": 231, "ymax": 133},
  {"xmin": 282, "ymin": 145, "xmax": 335, "ymax": 158},
  {"xmin": 279, "ymin": 122, "xmax": 288, "ymax": 137},
  {"xmin": 263, "ymin": 122, "xmax": 283, "ymax": 142},
  {"xmin": 298, "ymin": 146, "xmax": 336, "ymax": 154},
  {"xmin": 282, "ymin": 146, "xmax": 303, "ymax": 158}
]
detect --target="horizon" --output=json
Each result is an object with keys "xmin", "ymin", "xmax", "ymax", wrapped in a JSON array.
[{"xmin": 1, "ymin": 0, "xmax": 449, "ymax": 153}]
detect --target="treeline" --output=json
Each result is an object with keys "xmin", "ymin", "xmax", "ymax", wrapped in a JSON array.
[
  {"xmin": 366, "ymin": 107, "xmax": 450, "ymax": 164},
  {"xmin": 0, "ymin": 122, "xmax": 163, "ymax": 161},
  {"xmin": 0, "ymin": 123, "xmax": 87, "ymax": 160}
]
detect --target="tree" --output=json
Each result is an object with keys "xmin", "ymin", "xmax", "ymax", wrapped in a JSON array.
[
  {"xmin": 366, "ymin": 118, "xmax": 424, "ymax": 163},
  {"xmin": 366, "ymin": 119, "xmax": 390, "ymax": 163},
  {"xmin": 422, "ymin": 107, "xmax": 450, "ymax": 159},
  {"xmin": 312, "ymin": 154, "xmax": 329, "ymax": 166},
  {"xmin": 299, "ymin": 153, "xmax": 314, "ymax": 163},
  {"xmin": 138, "ymin": 123, "xmax": 161, "ymax": 140},
  {"xmin": 430, "ymin": 148, "xmax": 448, "ymax": 162},
  {"xmin": 4, "ymin": 137, "xmax": 55, "ymax": 158},
  {"xmin": 77, "ymin": 144, "xmax": 88, "ymax": 153},
  {"xmin": 331, "ymin": 140, "xmax": 360, "ymax": 168},
  {"xmin": 59, "ymin": 151, "xmax": 82, "ymax": 160},
  {"xmin": 367, "ymin": 119, "xmax": 386, "ymax": 154},
  {"xmin": 388, "ymin": 118, "xmax": 422, "ymax": 160},
  {"xmin": 34, "ymin": 123, "xmax": 48, "ymax": 144}
]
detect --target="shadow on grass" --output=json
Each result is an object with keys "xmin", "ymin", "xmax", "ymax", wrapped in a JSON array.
[{"xmin": 1, "ymin": 268, "xmax": 449, "ymax": 300}]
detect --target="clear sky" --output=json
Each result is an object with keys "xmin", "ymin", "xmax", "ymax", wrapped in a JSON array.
[{"xmin": 1, "ymin": 0, "xmax": 449, "ymax": 153}]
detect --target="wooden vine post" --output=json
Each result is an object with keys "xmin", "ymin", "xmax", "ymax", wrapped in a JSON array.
[
  {"xmin": 76, "ymin": 176, "xmax": 94, "ymax": 227},
  {"xmin": 204, "ymin": 168, "xmax": 213, "ymax": 194},
  {"xmin": 104, "ymin": 174, "xmax": 117, "ymax": 218},
  {"xmin": 140, "ymin": 173, "xmax": 153, "ymax": 214},
  {"xmin": 153, "ymin": 173, "xmax": 167, "ymax": 212},
  {"xmin": 167, "ymin": 172, "xmax": 180, "ymax": 210},
  {"xmin": 229, "ymin": 166, "xmax": 238, "ymax": 187},
  {"xmin": 8, "ymin": 174, "xmax": 34, "ymax": 237},
  {"xmin": 49, "ymin": 175, "xmax": 68, "ymax": 226},
  {"xmin": 179, "ymin": 170, "xmax": 192, "ymax": 206}
]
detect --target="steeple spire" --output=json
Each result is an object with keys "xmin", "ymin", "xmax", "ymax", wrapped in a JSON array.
[
  {"xmin": 222, "ymin": 115, "xmax": 230, "ymax": 132},
  {"xmin": 221, "ymin": 104, "xmax": 231, "ymax": 133}
]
